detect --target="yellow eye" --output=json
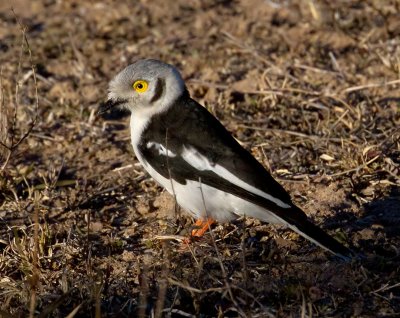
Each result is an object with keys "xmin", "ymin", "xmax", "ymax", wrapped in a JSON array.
[{"xmin": 133, "ymin": 80, "xmax": 148, "ymax": 93}]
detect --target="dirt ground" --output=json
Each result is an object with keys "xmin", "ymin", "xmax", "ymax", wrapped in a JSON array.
[{"xmin": 0, "ymin": 0, "xmax": 399, "ymax": 317}]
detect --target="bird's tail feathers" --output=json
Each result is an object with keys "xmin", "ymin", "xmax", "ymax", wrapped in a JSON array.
[
  {"xmin": 257, "ymin": 205, "xmax": 355, "ymax": 260},
  {"xmin": 287, "ymin": 217, "xmax": 354, "ymax": 260}
]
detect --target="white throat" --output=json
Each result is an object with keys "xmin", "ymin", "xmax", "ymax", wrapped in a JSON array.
[{"xmin": 130, "ymin": 111, "xmax": 151, "ymax": 150}]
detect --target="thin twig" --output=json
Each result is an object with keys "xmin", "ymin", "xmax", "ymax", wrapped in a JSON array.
[
  {"xmin": 293, "ymin": 63, "xmax": 339, "ymax": 75},
  {"xmin": 162, "ymin": 308, "xmax": 196, "ymax": 318},
  {"xmin": 167, "ymin": 277, "xmax": 223, "ymax": 294},
  {"xmin": 12, "ymin": 22, "xmax": 25, "ymax": 148},
  {"xmin": 371, "ymin": 282, "xmax": 400, "ymax": 294},
  {"xmin": 165, "ymin": 128, "xmax": 179, "ymax": 217},
  {"xmin": 343, "ymin": 79, "xmax": 400, "ymax": 93},
  {"xmin": 329, "ymin": 155, "xmax": 380, "ymax": 177},
  {"xmin": 154, "ymin": 241, "xmax": 170, "ymax": 318},
  {"xmin": 328, "ymin": 51, "xmax": 345, "ymax": 79},
  {"xmin": 198, "ymin": 178, "xmax": 248, "ymax": 318},
  {"xmin": 12, "ymin": 11, "xmax": 39, "ymax": 150},
  {"xmin": 0, "ymin": 67, "xmax": 8, "ymax": 152},
  {"xmin": 154, "ymin": 235, "xmax": 185, "ymax": 241},
  {"xmin": 138, "ymin": 256, "xmax": 150, "ymax": 318},
  {"xmin": 29, "ymin": 191, "xmax": 40, "ymax": 318},
  {"xmin": 239, "ymin": 125, "xmax": 361, "ymax": 146}
]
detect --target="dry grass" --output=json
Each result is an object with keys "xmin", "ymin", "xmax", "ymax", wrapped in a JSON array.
[{"xmin": 0, "ymin": 0, "xmax": 399, "ymax": 317}]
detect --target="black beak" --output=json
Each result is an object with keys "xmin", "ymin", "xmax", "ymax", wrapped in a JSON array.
[{"xmin": 97, "ymin": 99, "xmax": 126, "ymax": 116}]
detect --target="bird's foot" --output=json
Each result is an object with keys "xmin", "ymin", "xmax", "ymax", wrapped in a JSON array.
[
  {"xmin": 191, "ymin": 218, "xmax": 215, "ymax": 238},
  {"xmin": 179, "ymin": 218, "xmax": 215, "ymax": 250}
]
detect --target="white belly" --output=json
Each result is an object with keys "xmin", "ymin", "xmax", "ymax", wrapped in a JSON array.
[{"xmin": 134, "ymin": 147, "xmax": 281, "ymax": 223}]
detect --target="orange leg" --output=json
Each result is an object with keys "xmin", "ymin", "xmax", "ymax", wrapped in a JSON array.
[
  {"xmin": 191, "ymin": 218, "xmax": 215, "ymax": 238},
  {"xmin": 180, "ymin": 218, "xmax": 216, "ymax": 249}
]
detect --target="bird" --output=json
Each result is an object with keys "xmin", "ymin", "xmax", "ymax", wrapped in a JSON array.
[{"xmin": 99, "ymin": 59, "xmax": 354, "ymax": 260}]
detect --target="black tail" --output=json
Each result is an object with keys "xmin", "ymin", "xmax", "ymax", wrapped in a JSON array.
[{"xmin": 286, "ymin": 207, "xmax": 354, "ymax": 260}]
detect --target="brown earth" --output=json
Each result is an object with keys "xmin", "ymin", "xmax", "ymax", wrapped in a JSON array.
[{"xmin": 0, "ymin": 0, "xmax": 399, "ymax": 317}]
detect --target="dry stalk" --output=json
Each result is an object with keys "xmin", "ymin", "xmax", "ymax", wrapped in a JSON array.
[
  {"xmin": 0, "ymin": 68, "xmax": 8, "ymax": 159},
  {"xmin": 154, "ymin": 241, "xmax": 170, "ymax": 318},
  {"xmin": 138, "ymin": 255, "xmax": 150, "ymax": 318},
  {"xmin": 306, "ymin": 0, "xmax": 320, "ymax": 21},
  {"xmin": 65, "ymin": 304, "xmax": 83, "ymax": 318},
  {"xmin": 0, "ymin": 10, "xmax": 39, "ymax": 171},
  {"xmin": 94, "ymin": 277, "xmax": 102, "ymax": 318},
  {"xmin": 329, "ymin": 155, "xmax": 380, "ymax": 177},
  {"xmin": 167, "ymin": 277, "xmax": 223, "ymax": 294},
  {"xmin": 29, "ymin": 191, "xmax": 40, "ymax": 318},
  {"xmin": 165, "ymin": 128, "xmax": 180, "ymax": 218},
  {"xmin": 343, "ymin": 79, "xmax": 400, "ymax": 93}
]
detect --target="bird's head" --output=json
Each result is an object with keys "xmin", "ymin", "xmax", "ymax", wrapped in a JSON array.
[{"xmin": 99, "ymin": 59, "xmax": 186, "ymax": 116}]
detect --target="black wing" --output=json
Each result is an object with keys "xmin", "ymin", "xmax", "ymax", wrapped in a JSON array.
[{"xmin": 138, "ymin": 93, "xmax": 304, "ymax": 220}]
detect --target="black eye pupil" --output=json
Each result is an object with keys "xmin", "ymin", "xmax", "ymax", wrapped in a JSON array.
[{"xmin": 137, "ymin": 83, "xmax": 143, "ymax": 89}]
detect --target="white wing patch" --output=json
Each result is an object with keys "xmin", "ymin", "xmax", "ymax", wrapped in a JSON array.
[
  {"xmin": 180, "ymin": 145, "xmax": 213, "ymax": 171},
  {"xmin": 181, "ymin": 145, "xmax": 292, "ymax": 209},
  {"xmin": 146, "ymin": 141, "xmax": 177, "ymax": 157}
]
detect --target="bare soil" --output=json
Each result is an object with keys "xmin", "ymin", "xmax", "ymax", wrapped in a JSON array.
[{"xmin": 0, "ymin": 0, "xmax": 399, "ymax": 317}]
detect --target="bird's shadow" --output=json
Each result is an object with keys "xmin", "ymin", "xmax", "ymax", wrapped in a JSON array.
[{"xmin": 322, "ymin": 186, "xmax": 400, "ymax": 260}]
